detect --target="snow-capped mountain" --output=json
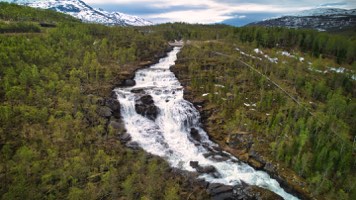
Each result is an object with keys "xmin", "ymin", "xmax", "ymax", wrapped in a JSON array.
[
  {"xmin": 292, "ymin": 8, "xmax": 356, "ymax": 17},
  {"xmin": 10, "ymin": 0, "xmax": 152, "ymax": 26},
  {"xmin": 247, "ymin": 8, "xmax": 356, "ymax": 31}
]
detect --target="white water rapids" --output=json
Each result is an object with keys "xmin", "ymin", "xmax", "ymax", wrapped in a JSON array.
[{"xmin": 114, "ymin": 47, "xmax": 298, "ymax": 200}]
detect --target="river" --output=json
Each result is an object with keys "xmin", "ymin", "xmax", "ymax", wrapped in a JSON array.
[{"xmin": 114, "ymin": 47, "xmax": 298, "ymax": 200}]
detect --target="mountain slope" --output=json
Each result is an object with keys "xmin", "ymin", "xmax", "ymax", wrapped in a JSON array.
[
  {"xmin": 11, "ymin": 0, "xmax": 152, "ymax": 26},
  {"xmin": 247, "ymin": 8, "xmax": 356, "ymax": 31}
]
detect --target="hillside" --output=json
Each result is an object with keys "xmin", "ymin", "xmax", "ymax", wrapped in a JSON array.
[{"xmin": 0, "ymin": 3, "xmax": 209, "ymax": 199}]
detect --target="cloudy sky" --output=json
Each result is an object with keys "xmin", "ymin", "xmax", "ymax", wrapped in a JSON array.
[
  {"xmin": 84, "ymin": 0, "xmax": 356, "ymax": 26},
  {"xmin": 6, "ymin": 0, "xmax": 356, "ymax": 25}
]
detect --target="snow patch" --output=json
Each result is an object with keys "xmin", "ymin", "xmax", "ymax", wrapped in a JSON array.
[
  {"xmin": 254, "ymin": 48, "xmax": 264, "ymax": 54},
  {"xmin": 215, "ymin": 84, "xmax": 225, "ymax": 88}
]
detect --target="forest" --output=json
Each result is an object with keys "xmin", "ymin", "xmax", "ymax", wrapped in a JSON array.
[
  {"xmin": 0, "ymin": 2, "xmax": 355, "ymax": 200},
  {"xmin": 164, "ymin": 24, "xmax": 355, "ymax": 199},
  {"xmin": 0, "ymin": 2, "xmax": 210, "ymax": 200}
]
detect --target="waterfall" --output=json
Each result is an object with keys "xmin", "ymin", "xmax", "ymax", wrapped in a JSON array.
[{"xmin": 114, "ymin": 47, "xmax": 298, "ymax": 200}]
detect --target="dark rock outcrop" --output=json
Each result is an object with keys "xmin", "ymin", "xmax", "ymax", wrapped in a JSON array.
[
  {"xmin": 135, "ymin": 95, "xmax": 159, "ymax": 120},
  {"xmin": 105, "ymin": 98, "xmax": 121, "ymax": 118},
  {"xmin": 126, "ymin": 141, "xmax": 140, "ymax": 150},
  {"xmin": 208, "ymin": 183, "xmax": 234, "ymax": 200},
  {"xmin": 119, "ymin": 133, "xmax": 131, "ymax": 143},
  {"xmin": 189, "ymin": 161, "xmax": 220, "ymax": 178},
  {"xmin": 190, "ymin": 128, "xmax": 202, "ymax": 142},
  {"xmin": 206, "ymin": 181, "xmax": 284, "ymax": 200},
  {"xmin": 123, "ymin": 79, "xmax": 136, "ymax": 87},
  {"xmin": 105, "ymin": 98, "xmax": 120, "ymax": 112},
  {"xmin": 190, "ymin": 161, "xmax": 199, "ymax": 168}
]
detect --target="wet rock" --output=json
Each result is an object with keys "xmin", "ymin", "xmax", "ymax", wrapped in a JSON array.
[
  {"xmin": 197, "ymin": 165, "xmax": 216, "ymax": 174},
  {"xmin": 211, "ymin": 155, "xmax": 230, "ymax": 162},
  {"xmin": 212, "ymin": 146, "xmax": 223, "ymax": 152},
  {"xmin": 119, "ymin": 133, "xmax": 131, "ymax": 143},
  {"xmin": 135, "ymin": 95, "xmax": 159, "ymax": 120},
  {"xmin": 131, "ymin": 88, "xmax": 145, "ymax": 94},
  {"xmin": 190, "ymin": 128, "xmax": 202, "ymax": 142},
  {"xmin": 203, "ymin": 152, "xmax": 213, "ymax": 158},
  {"xmin": 123, "ymin": 79, "xmax": 136, "ymax": 87},
  {"xmin": 207, "ymin": 183, "xmax": 234, "ymax": 200},
  {"xmin": 208, "ymin": 183, "xmax": 233, "ymax": 194},
  {"xmin": 126, "ymin": 141, "xmax": 140, "ymax": 150},
  {"xmin": 189, "ymin": 161, "xmax": 220, "ymax": 177},
  {"xmin": 111, "ymin": 91, "xmax": 118, "ymax": 99},
  {"xmin": 140, "ymin": 95, "xmax": 154, "ymax": 104},
  {"xmin": 97, "ymin": 106, "xmax": 112, "ymax": 118},
  {"xmin": 190, "ymin": 161, "xmax": 199, "ymax": 168},
  {"xmin": 105, "ymin": 98, "xmax": 120, "ymax": 112}
]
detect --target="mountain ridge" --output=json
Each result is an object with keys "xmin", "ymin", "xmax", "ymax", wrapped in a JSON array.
[
  {"xmin": 247, "ymin": 7, "xmax": 356, "ymax": 31},
  {"xmin": 9, "ymin": 0, "xmax": 152, "ymax": 26}
]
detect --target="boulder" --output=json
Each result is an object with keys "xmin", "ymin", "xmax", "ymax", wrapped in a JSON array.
[
  {"xmin": 126, "ymin": 141, "xmax": 140, "ymax": 150},
  {"xmin": 140, "ymin": 95, "xmax": 154, "ymax": 104},
  {"xmin": 189, "ymin": 161, "xmax": 220, "ymax": 177},
  {"xmin": 105, "ymin": 98, "xmax": 120, "ymax": 112},
  {"xmin": 119, "ymin": 133, "xmax": 131, "ymax": 143},
  {"xmin": 135, "ymin": 95, "xmax": 159, "ymax": 120},
  {"xmin": 197, "ymin": 165, "xmax": 216, "ymax": 174},
  {"xmin": 111, "ymin": 91, "xmax": 118, "ymax": 99},
  {"xmin": 131, "ymin": 88, "xmax": 145, "ymax": 94},
  {"xmin": 207, "ymin": 183, "xmax": 234, "ymax": 200},
  {"xmin": 231, "ymin": 182, "xmax": 283, "ymax": 200},
  {"xmin": 211, "ymin": 155, "xmax": 230, "ymax": 162},
  {"xmin": 190, "ymin": 128, "xmax": 202, "ymax": 142},
  {"xmin": 208, "ymin": 183, "xmax": 233, "ymax": 194},
  {"xmin": 97, "ymin": 106, "xmax": 112, "ymax": 118},
  {"xmin": 123, "ymin": 79, "xmax": 136, "ymax": 87},
  {"xmin": 190, "ymin": 161, "xmax": 199, "ymax": 168}
]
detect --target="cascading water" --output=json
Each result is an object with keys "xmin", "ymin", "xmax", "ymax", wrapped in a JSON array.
[{"xmin": 114, "ymin": 47, "xmax": 298, "ymax": 200}]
